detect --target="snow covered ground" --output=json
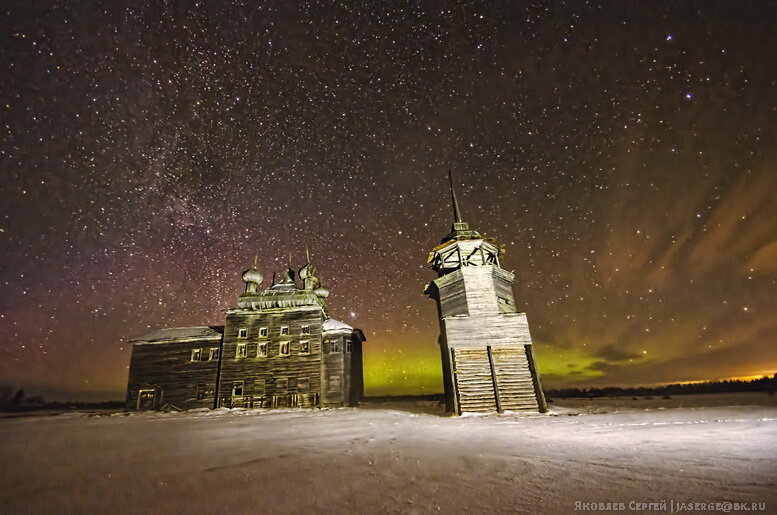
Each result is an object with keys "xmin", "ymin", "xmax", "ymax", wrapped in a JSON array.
[{"xmin": 1, "ymin": 393, "xmax": 775, "ymax": 513}]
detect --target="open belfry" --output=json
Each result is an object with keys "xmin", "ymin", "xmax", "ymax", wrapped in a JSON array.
[{"xmin": 424, "ymin": 172, "xmax": 547, "ymax": 415}]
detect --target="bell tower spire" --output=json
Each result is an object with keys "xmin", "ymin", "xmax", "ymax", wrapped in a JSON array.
[
  {"xmin": 449, "ymin": 168, "xmax": 462, "ymax": 224},
  {"xmin": 438, "ymin": 170, "xmax": 483, "ymax": 245}
]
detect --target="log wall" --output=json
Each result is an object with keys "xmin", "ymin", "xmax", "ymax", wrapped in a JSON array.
[
  {"xmin": 126, "ymin": 338, "xmax": 221, "ymax": 410},
  {"xmin": 217, "ymin": 307, "xmax": 325, "ymax": 408}
]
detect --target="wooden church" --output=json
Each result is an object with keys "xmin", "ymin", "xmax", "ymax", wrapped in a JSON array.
[
  {"xmin": 424, "ymin": 172, "xmax": 547, "ymax": 415},
  {"xmin": 126, "ymin": 254, "xmax": 365, "ymax": 411}
]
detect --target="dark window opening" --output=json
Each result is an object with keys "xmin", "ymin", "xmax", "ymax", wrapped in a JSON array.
[
  {"xmin": 232, "ymin": 381, "xmax": 244, "ymax": 397},
  {"xmin": 196, "ymin": 384, "xmax": 207, "ymax": 400}
]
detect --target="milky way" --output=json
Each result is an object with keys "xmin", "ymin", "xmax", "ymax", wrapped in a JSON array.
[{"xmin": 1, "ymin": 2, "xmax": 775, "ymax": 399}]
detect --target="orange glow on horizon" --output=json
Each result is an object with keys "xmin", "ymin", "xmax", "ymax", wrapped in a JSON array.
[{"xmin": 667, "ymin": 372, "xmax": 775, "ymax": 386}]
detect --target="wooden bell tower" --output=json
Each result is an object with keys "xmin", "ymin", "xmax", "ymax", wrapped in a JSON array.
[{"xmin": 425, "ymin": 171, "xmax": 547, "ymax": 415}]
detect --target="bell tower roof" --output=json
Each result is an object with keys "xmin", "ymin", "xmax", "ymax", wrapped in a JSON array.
[{"xmin": 427, "ymin": 170, "xmax": 504, "ymax": 276}]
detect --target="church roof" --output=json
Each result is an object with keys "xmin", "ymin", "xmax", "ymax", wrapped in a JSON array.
[
  {"xmin": 323, "ymin": 318, "xmax": 353, "ymax": 332},
  {"xmin": 131, "ymin": 326, "xmax": 224, "ymax": 343},
  {"xmin": 236, "ymin": 290, "xmax": 324, "ymax": 310}
]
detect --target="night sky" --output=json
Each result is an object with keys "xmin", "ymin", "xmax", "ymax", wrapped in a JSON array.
[{"xmin": 2, "ymin": 2, "xmax": 775, "ymax": 400}]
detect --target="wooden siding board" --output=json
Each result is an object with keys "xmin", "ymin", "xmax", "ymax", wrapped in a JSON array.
[{"xmin": 436, "ymin": 271, "xmax": 469, "ymax": 318}]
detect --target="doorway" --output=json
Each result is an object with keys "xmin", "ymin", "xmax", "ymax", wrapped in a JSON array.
[{"xmin": 137, "ymin": 389, "xmax": 156, "ymax": 410}]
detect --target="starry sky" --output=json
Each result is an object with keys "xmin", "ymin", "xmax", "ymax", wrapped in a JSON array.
[{"xmin": 2, "ymin": 1, "xmax": 776, "ymax": 400}]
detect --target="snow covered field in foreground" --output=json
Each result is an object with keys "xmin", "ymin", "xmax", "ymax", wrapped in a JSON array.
[{"xmin": 1, "ymin": 393, "xmax": 775, "ymax": 513}]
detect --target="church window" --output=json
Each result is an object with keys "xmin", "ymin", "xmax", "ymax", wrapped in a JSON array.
[
  {"xmin": 236, "ymin": 343, "xmax": 247, "ymax": 358},
  {"xmin": 346, "ymin": 340, "xmax": 352, "ymax": 353},
  {"xmin": 232, "ymin": 381, "xmax": 244, "ymax": 397},
  {"xmin": 301, "ymin": 325, "xmax": 310, "ymax": 335},
  {"xmin": 279, "ymin": 342, "xmax": 290, "ymax": 356},
  {"xmin": 257, "ymin": 343, "xmax": 268, "ymax": 357},
  {"xmin": 299, "ymin": 341, "xmax": 310, "ymax": 354},
  {"xmin": 280, "ymin": 326, "xmax": 289, "ymax": 335},
  {"xmin": 209, "ymin": 348, "xmax": 219, "ymax": 361},
  {"xmin": 196, "ymin": 384, "xmax": 207, "ymax": 400},
  {"xmin": 331, "ymin": 341, "xmax": 340, "ymax": 353},
  {"xmin": 238, "ymin": 328, "xmax": 248, "ymax": 339},
  {"xmin": 190, "ymin": 348, "xmax": 202, "ymax": 361},
  {"xmin": 259, "ymin": 327, "xmax": 268, "ymax": 337}
]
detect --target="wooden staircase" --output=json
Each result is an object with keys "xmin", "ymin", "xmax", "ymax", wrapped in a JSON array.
[{"xmin": 452, "ymin": 346, "xmax": 540, "ymax": 414}]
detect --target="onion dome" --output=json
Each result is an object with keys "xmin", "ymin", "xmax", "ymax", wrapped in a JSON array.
[
  {"xmin": 314, "ymin": 287, "xmax": 330, "ymax": 298},
  {"xmin": 242, "ymin": 268, "xmax": 264, "ymax": 285}
]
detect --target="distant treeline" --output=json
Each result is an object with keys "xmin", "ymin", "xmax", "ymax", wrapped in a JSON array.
[
  {"xmin": 0, "ymin": 385, "xmax": 124, "ymax": 412},
  {"xmin": 546, "ymin": 374, "xmax": 777, "ymax": 398}
]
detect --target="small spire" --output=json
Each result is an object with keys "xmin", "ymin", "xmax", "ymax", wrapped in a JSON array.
[
  {"xmin": 439, "ymin": 168, "xmax": 479, "ymax": 244},
  {"xmin": 306, "ymin": 246, "xmax": 311, "ymax": 264},
  {"xmin": 449, "ymin": 168, "xmax": 462, "ymax": 223},
  {"xmin": 253, "ymin": 253, "xmax": 258, "ymax": 268}
]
